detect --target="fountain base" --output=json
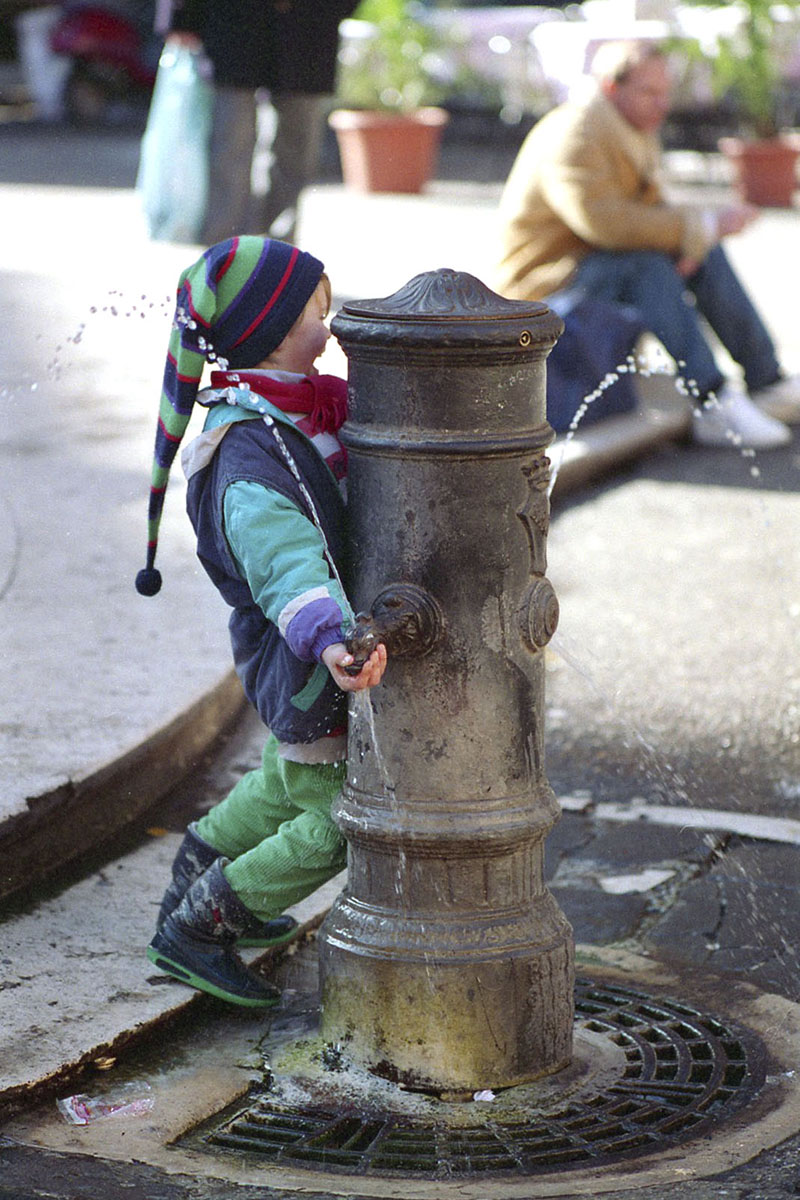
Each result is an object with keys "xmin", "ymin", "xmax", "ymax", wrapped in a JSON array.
[{"xmin": 185, "ymin": 944, "xmax": 774, "ymax": 1183}]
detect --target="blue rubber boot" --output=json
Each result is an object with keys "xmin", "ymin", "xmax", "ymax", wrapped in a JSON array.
[
  {"xmin": 147, "ymin": 859, "xmax": 281, "ymax": 1008},
  {"xmin": 156, "ymin": 823, "xmax": 297, "ymax": 949}
]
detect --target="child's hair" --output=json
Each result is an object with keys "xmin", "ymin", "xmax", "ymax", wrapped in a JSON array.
[
  {"xmin": 318, "ymin": 273, "xmax": 332, "ymax": 316},
  {"xmin": 136, "ymin": 236, "xmax": 326, "ymax": 597}
]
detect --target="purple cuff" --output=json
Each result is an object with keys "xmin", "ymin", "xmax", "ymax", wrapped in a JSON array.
[
  {"xmin": 309, "ymin": 625, "xmax": 346, "ymax": 663},
  {"xmin": 284, "ymin": 597, "xmax": 345, "ymax": 662}
]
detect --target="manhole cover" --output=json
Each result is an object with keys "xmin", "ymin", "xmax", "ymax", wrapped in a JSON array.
[{"xmin": 190, "ymin": 978, "xmax": 764, "ymax": 1178}]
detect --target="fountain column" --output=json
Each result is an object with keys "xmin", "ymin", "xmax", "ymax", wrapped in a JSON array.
[{"xmin": 318, "ymin": 269, "xmax": 574, "ymax": 1093}]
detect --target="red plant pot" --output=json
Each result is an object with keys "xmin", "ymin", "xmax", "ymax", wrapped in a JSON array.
[
  {"xmin": 329, "ymin": 107, "xmax": 449, "ymax": 194},
  {"xmin": 719, "ymin": 134, "xmax": 800, "ymax": 208}
]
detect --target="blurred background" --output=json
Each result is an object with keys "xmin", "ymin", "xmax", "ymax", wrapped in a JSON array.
[{"xmin": 2, "ymin": 0, "xmax": 800, "ymax": 153}]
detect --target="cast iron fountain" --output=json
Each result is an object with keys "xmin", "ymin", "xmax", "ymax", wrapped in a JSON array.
[
  {"xmin": 321, "ymin": 267, "xmax": 572, "ymax": 1093},
  {"xmin": 187, "ymin": 270, "xmax": 783, "ymax": 1188}
]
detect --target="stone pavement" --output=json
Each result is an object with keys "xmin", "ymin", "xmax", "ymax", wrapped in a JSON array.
[{"xmin": 1, "ymin": 123, "xmax": 800, "ymax": 1197}]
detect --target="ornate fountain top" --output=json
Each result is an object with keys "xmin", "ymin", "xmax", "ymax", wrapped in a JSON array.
[{"xmin": 341, "ymin": 268, "xmax": 549, "ymax": 322}]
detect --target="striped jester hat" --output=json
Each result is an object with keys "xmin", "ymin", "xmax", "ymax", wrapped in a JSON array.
[{"xmin": 135, "ymin": 235, "xmax": 324, "ymax": 596}]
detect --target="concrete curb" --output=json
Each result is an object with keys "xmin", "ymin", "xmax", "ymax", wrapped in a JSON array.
[{"xmin": 0, "ymin": 672, "xmax": 246, "ymax": 908}]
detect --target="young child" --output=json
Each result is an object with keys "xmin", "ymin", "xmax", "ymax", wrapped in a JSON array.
[{"xmin": 135, "ymin": 235, "xmax": 386, "ymax": 1008}]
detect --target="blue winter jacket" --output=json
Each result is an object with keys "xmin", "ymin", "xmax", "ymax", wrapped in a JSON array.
[{"xmin": 185, "ymin": 397, "xmax": 350, "ymax": 745}]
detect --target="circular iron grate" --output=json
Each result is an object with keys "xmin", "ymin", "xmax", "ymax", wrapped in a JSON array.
[{"xmin": 195, "ymin": 978, "xmax": 763, "ymax": 1178}]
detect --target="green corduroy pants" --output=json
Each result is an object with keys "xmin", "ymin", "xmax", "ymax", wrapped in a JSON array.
[{"xmin": 195, "ymin": 734, "xmax": 346, "ymax": 921}]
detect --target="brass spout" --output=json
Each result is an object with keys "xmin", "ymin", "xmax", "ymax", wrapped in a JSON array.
[{"xmin": 344, "ymin": 583, "xmax": 445, "ymax": 675}]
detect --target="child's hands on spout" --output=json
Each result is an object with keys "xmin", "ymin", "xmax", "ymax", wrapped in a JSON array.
[{"xmin": 322, "ymin": 642, "xmax": 387, "ymax": 692}]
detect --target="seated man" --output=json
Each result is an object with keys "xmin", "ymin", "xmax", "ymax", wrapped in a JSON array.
[{"xmin": 496, "ymin": 39, "xmax": 799, "ymax": 448}]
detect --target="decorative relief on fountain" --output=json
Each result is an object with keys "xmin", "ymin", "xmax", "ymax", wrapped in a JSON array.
[
  {"xmin": 517, "ymin": 456, "xmax": 551, "ymax": 578},
  {"xmin": 517, "ymin": 456, "xmax": 558, "ymax": 651},
  {"xmin": 519, "ymin": 578, "xmax": 560, "ymax": 653}
]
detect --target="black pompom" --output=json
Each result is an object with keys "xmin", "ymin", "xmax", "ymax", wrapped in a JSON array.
[{"xmin": 136, "ymin": 567, "xmax": 162, "ymax": 596}]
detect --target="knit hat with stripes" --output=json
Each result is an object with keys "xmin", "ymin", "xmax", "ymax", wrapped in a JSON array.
[{"xmin": 135, "ymin": 236, "xmax": 324, "ymax": 596}]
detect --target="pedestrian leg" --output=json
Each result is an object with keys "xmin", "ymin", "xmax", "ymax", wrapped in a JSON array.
[
  {"xmin": 250, "ymin": 91, "xmax": 328, "ymax": 243},
  {"xmin": 569, "ymin": 249, "xmax": 790, "ymax": 446},
  {"xmin": 685, "ymin": 244, "xmax": 781, "ymax": 393},
  {"xmin": 202, "ymin": 85, "xmax": 257, "ymax": 244}
]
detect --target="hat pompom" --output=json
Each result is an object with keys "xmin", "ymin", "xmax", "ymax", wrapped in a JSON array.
[{"xmin": 136, "ymin": 567, "xmax": 162, "ymax": 596}]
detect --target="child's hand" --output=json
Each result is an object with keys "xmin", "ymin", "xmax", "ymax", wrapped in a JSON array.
[{"xmin": 322, "ymin": 642, "xmax": 387, "ymax": 692}]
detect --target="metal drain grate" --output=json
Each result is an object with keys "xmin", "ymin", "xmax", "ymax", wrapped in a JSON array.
[{"xmin": 195, "ymin": 979, "xmax": 763, "ymax": 1178}]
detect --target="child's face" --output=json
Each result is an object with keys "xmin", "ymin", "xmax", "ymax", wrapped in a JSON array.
[{"xmin": 260, "ymin": 281, "xmax": 331, "ymax": 376}]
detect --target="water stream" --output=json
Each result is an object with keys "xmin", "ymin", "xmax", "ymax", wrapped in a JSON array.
[{"xmin": 547, "ymin": 346, "xmax": 764, "ymax": 496}]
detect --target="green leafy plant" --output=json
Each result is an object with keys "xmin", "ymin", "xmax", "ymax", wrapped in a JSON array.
[
  {"xmin": 680, "ymin": 0, "xmax": 800, "ymax": 138},
  {"xmin": 336, "ymin": 0, "xmax": 449, "ymax": 113}
]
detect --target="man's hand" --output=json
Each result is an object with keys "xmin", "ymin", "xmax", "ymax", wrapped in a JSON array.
[
  {"xmin": 679, "ymin": 203, "xmax": 760, "ymax": 276},
  {"xmin": 716, "ymin": 203, "xmax": 760, "ymax": 238},
  {"xmin": 676, "ymin": 255, "xmax": 701, "ymax": 277},
  {"xmin": 322, "ymin": 642, "xmax": 387, "ymax": 692},
  {"xmin": 165, "ymin": 31, "xmax": 204, "ymax": 50}
]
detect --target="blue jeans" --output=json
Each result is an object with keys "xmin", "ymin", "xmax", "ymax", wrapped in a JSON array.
[{"xmin": 561, "ymin": 246, "xmax": 780, "ymax": 399}]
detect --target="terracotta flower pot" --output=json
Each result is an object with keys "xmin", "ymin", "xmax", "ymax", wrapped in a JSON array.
[
  {"xmin": 328, "ymin": 107, "xmax": 449, "ymax": 194},
  {"xmin": 718, "ymin": 134, "xmax": 800, "ymax": 208}
]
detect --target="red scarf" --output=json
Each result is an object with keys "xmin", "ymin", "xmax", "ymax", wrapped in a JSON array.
[{"xmin": 209, "ymin": 371, "xmax": 348, "ymax": 436}]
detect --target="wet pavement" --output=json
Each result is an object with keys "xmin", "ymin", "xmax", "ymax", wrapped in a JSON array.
[
  {"xmin": 1, "ymin": 116, "xmax": 800, "ymax": 1198},
  {"xmin": 543, "ymin": 434, "xmax": 800, "ymax": 1011}
]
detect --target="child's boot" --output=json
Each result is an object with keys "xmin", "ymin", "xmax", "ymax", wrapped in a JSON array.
[
  {"xmin": 156, "ymin": 822, "xmax": 297, "ymax": 949},
  {"xmin": 155, "ymin": 822, "xmax": 216, "ymax": 927},
  {"xmin": 147, "ymin": 859, "xmax": 281, "ymax": 1007}
]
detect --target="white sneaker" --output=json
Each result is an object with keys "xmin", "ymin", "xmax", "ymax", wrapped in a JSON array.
[
  {"xmin": 751, "ymin": 374, "xmax": 800, "ymax": 424},
  {"xmin": 691, "ymin": 384, "xmax": 792, "ymax": 449}
]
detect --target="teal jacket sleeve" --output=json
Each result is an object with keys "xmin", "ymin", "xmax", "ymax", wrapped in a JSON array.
[{"xmin": 223, "ymin": 480, "xmax": 352, "ymax": 662}]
